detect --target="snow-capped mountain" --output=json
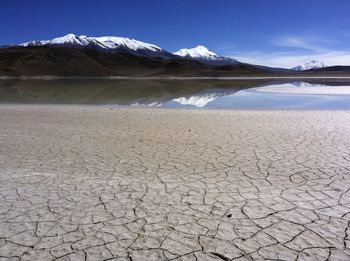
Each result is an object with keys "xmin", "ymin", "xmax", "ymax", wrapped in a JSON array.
[
  {"xmin": 11, "ymin": 34, "xmax": 242, "ymax": 64},
  {"xmin": 174, "ymin": 45, "xmax": 218, "ymax": 60},
  {"xmin": 292, "ymin": 60, "xmax": 330, "ymax": 71},
  {"xmin": 20, "ymin": 34, "xmax": 98, "ymax": 47},
  {"xmin": 16, "ymin": 33, "xmax": 174, "ymax": 59},
  {"xmin": 174, "ymin": 45, "xmax": 239, "ymax": 65}
]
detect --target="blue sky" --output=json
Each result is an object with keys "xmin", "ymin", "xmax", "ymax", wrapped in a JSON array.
[{"xmin": 1, "ymin": 0, "xmax": 350, "ymax": 67}]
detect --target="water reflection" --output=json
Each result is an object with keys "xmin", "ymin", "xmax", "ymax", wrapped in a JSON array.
[
  {"xmin": 0, "ymin": 78, "xmax": 350, "ymax": 109},
  {"xmin": 173, "ymin": 94, "xmax": 217, "ymax": 107}
]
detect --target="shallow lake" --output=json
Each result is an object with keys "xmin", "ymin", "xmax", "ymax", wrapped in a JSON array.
[{"xmin": 1, "ymin": 78, "xmax": 350, "ymax": 109}]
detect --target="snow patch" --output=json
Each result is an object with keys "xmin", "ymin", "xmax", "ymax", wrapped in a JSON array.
[{"xmin": 292, "ymin": 60, "xmax": 330, "ymax": 71}]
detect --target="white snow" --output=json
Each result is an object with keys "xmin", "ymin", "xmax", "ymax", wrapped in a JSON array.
[
  {"xmin": 93, "ymin": 36, "xmax": 162, "ymax": 52},
  {"xmin": 292, "ymin": 60, "xmax": 330, "ymax": 70},
  {"xmin": 174, "ymin": 45, "xmax": 219, "ymax": 60},
  {"xmin": 20, "ymin": 40, "xmax": 48, "ymax": 47},
  {"xmin": 19, "ymin": 33, "xmax": 163, "ymax": 53},
  {"xmin": 49, "ymin": 34, "xmax": 85, "ymax": 45},
  {"xmin": 174, "ymin": 45, "xmax": 238, "ymax": 64}
]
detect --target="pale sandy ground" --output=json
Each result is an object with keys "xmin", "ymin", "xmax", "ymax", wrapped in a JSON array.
[
  {"xmin": 1, "ymin": 105, "xmax": 350, "ymax": 261},
  {"xmin": 256, "ymin": 86, "xmax": 350, "ymax": 95}
]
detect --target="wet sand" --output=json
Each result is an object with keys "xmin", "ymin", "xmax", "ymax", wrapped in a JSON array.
[{"xmin": 1, "ymin": 105, "xmax": 350, "ymax": 260}]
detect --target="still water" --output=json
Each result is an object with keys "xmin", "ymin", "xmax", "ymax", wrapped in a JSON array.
[{"xmin": 0, "ymin": 78, "xmax": 350, "ymax": 109}]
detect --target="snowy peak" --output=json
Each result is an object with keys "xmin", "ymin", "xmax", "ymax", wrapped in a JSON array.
[
  {"xmin": 293, "ymin": 60, "xmax": 330, "ymax": 71},
  {"xmin": 92, "ymin": 36, "xmax": 163, "ymax": 52},
  {"xmin": 174, "ymin": 45, "xmax": 219, "ymax": 60},
  {"xmin": 17, "ymin": 33, "xmax": 170, "ymax": 58},
  {"xmin": 20, "ymin": 34, "xmax": 96, "ymax": 47},
  {"xmin": 174, "ymin": 45, "xmax": 239, "ymax": 65}
]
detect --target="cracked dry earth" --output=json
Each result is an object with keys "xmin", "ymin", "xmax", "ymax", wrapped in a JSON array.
[{"xmin": 0, "ymin": 106, "xmax": 350, "ymax": 261}]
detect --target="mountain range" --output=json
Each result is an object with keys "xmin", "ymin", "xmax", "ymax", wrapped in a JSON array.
[
  {"xmin": 5, "ymin": 34, "xmax": 241, "ymax": 65},
  {"xmin": 0, "ymin": 34, "xmax": 348, "ymax": 77}
]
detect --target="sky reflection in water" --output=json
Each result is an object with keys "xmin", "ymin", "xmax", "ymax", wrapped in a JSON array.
[
  {"xmin": 1, "ymin": 79, "xmax": 350, "ymax": 110},
  {"xmin": 166, "ymin": 87, "xmax": 350, "ymax": 110}
]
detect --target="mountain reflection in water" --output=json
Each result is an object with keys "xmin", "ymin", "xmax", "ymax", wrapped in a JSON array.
[{"xmin": 0, "ymin": 78, "xmax": 350, "ymax": 109}]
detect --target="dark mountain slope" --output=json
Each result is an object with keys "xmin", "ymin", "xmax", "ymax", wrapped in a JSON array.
[{"xmin": 0, "ymin": 46, "xmax": 271, "ymax": 77}]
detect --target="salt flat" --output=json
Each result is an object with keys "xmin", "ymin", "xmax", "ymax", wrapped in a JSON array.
[{"xmin": 0, "ymin": 105, "xmax": 350, "ymax": 260}]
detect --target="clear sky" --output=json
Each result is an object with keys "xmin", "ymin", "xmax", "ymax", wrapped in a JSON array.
[{"xmin": 1, "ymin": 0, "xmax": 350, "ymax": 67}]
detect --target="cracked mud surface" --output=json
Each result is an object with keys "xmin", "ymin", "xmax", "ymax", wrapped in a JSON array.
[{"xmin": 0, "ymin": 105, "xmax": 350, "ymax": 260}]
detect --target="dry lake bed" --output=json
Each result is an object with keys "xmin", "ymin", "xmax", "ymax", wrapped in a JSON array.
[{"xmin": 1, "ymin": 105, "xmax": 350, "ymax": 260}]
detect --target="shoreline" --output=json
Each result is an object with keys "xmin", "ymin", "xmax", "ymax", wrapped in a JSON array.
[
  {"xmin": 1, "ymin": 75, "xmax": 350, "ymax": 80},
  {"xmin": 1, "ymin": 103, "xmax": 350, "ymax": 111}
]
